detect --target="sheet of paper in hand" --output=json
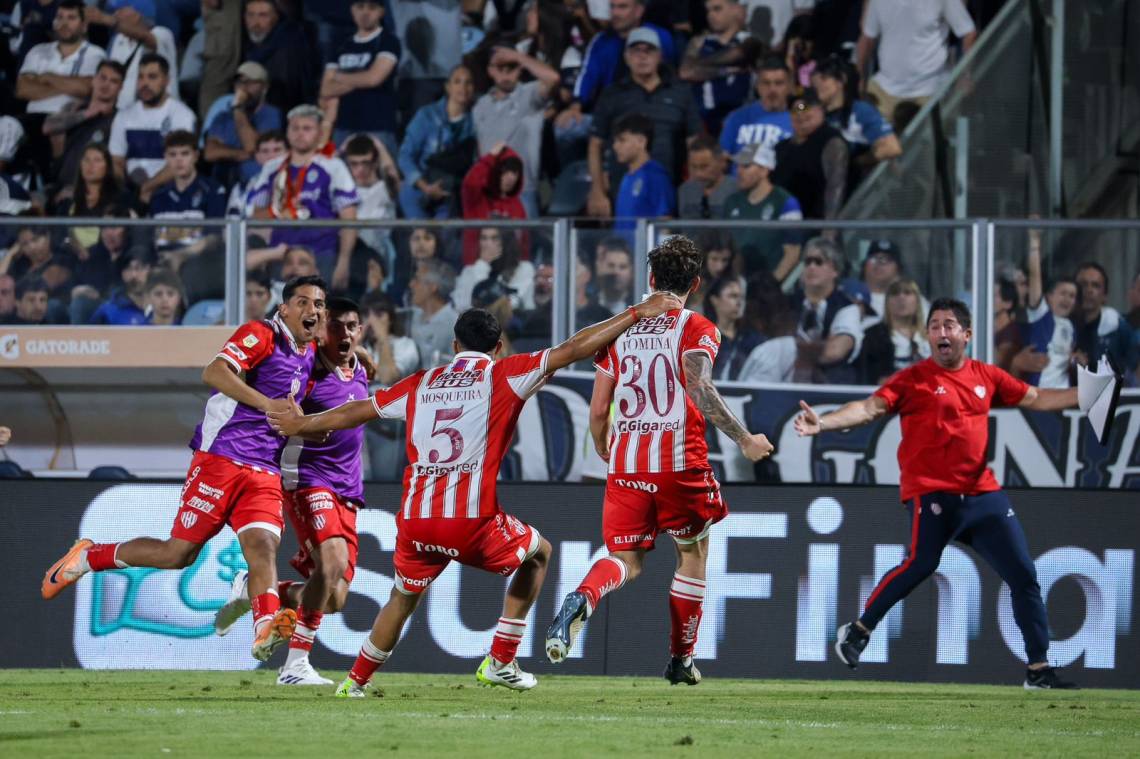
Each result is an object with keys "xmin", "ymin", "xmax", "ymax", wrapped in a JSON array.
[{"xmin": 1077, "ymin": 355, "xmax": 1122, "ymax": 445}]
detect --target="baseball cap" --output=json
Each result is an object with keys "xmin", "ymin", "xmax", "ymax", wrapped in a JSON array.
[
  {"xmin": 791, "ymin": 88, "xmax": 823, "ymax": 110},
  {"xmin": 235, "ymin": 61, "xmax": 269, "ymax": 83},
  {"xmin": 733, "ymin": 144, "xmax": 776, "ymax": 170},
  {"xmin": 625, "ymin": 27, "xmax": 661, "ymax": 50},
  {"xmin": 864, "ymin": 239, "xmax": 901, "ymax": 264},
  {"xmin": 840, "ymin": 278, "xmax": 872, "ymax": 307}
]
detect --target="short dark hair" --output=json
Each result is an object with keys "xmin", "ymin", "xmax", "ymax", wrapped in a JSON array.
[
  {"xmin": 343, "ymin": 134, "xmax": 378, "ymax": 161},
  {"xmin": 58, "ymin": 0, "xmax": 85, "ymax": 19},
  {"xmin": 756, "ymin": 55, "xmax": 789, "ymax": 74},
  {"xmin": 1046, "ymin": 275, "xmax": 1078, "ymax": 294},
  {"xmin": 282, "ymin": 275, "xmax": 327, "ymax": 302},
  {"xmin": 326, "ymin": 295, "xmax": 360, "ymax": 317},
  {"xmin": 256, "ymin": 129, "xmax": 286, "ymax": 148},
  {"xmin": 996, "ymin": 278, "xmax": 1018, "ymax": 306},
  {"xmin": 926, "ymin": 297, "xmax": 972, "ymax": 329},
  {"xmin": 16, "ymin": 275, "xmax": 49, "ymax": 300},
  {"xmin": 454, "ymin": 308, "xmax": 502, "ymax": 354},
  {"xmin": 597, "ymin": 235, "xmax": 632, "ymax": 260},
  {"xmin": 688, "ymin": 134, "xmax": 722, "ymax": 155},
  {"xmin": 612, "ymin": 112, "xmax": 654, "ymax": 152},
  {"xmin": 163, "ymin": 130, "xmax": 197, "ymax": 151},
  {"xmin": 1076, "ymin": 262, "xmax": 1109, "ymax": 293},
  {"xmin": 139, "ymin": 52, "xmax": 170, "ymax": 76},
  {"xmin": 247, "ymin": 269, "xmax": 272, "ymax": 291},
  {"xmin": 145, "ymin": 266, "xmax": 183, "ymax": 293},
  {"xmin": 649, "ymin": 235, "xmax": 703, "ymax": 295},
  {"xmin": 97, "ymin": 59, "xmax": 127, "ymax": 80},
  {"xmin": 361, "ymin": 291, "xmax": 405, "ymax": 336}
]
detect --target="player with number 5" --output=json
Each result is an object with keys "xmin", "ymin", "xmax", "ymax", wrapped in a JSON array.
[{"xmin": 268, "ymin": 287, "xmax": 684, "ymax": 695}]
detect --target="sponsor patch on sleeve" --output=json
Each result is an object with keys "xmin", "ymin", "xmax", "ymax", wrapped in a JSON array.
[
  {"xmin": 242, "ymin": 334, "xmax": 260, "ymax": 348},
  {"xmin": 224, "ymin": 342, "xmax": 248, "ymax": 361},
  {"xmin": 699, "ymin": 334, "xmax": 720, "ymax": 354}
]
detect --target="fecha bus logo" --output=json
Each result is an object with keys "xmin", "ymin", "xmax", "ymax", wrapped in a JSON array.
[{"xmin": 74, "ymin": 485, "xmax": 259, "ymax": 669}]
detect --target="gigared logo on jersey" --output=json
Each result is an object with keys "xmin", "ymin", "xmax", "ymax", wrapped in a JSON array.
[
  {"xmin": 627, "ymin": 314, "xmax": 677, "ymax": 336},
  {"xmin": 974, "ymin": 385, "xmax": 986, "ymax": 399},
  {"xmin": 180, "ymin": 511, "xmax": 198, "ymax": 530}
]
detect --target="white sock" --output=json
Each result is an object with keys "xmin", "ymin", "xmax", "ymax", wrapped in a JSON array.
[{"xmin": 285, "ymin": 646, "xmax": 309, "ymax": 667}]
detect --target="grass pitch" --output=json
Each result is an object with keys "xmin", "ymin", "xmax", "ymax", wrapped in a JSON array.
[{"xmin": 1, "ymin": 670, "xmax": 1137, "ymax": 758}]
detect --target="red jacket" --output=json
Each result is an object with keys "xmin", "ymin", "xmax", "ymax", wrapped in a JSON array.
[{"xmin": 460, "ymin": 148, "xmax": 528, "ymax": 265}]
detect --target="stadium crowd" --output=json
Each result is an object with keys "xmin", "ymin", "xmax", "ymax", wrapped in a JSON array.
[{"xmin": 0, "ymin": 0, "xmax": 1135, "ymax": 392}]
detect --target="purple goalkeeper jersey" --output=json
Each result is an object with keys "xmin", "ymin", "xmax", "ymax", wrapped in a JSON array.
[
  {"xmin": 280, "ymin": 353, "xmax": 368, "ymax": 504},
  {"xmin": 190, "ymin": 315, "xmax": 316, "ymax": 472}
]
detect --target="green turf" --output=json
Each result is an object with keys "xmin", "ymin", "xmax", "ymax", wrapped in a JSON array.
[{"xmin": 0, "ymin": 670, "xmax": 1137, "ymax": 758}]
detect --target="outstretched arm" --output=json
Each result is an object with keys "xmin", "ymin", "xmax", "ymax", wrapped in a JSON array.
[
  {"xmin": 267, "ymin": 398, "xmax": 377, "ymax": 437},
  {"xmin": 682, "ymin": 352, "xmax": 773, "ymax": 461},
  {"xmin": 1018, "ymin": 386, "xmax": 1077, "ymax": 412},
  {"xmin": 794, "ymin": 395, "xmax": 889, "ymax": 436},
  {"xmin": 545, "ymin": 291, "xmax": 682, "ymax": 372}
]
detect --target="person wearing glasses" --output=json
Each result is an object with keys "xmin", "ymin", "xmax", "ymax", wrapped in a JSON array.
[{"xmin": 791, "ymin": 237, "xmax": 863, "ymax": 383}]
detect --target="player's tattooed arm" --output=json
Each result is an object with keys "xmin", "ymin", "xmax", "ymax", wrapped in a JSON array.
[{"xmin": 683, "ymin": 352, "xmax": 773, "ymax": 462}]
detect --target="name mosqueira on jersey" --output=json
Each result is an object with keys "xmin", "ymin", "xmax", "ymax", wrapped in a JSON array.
[{"xmin": 418, "ymin": 388, "xmax": 482, "ymax": 405}]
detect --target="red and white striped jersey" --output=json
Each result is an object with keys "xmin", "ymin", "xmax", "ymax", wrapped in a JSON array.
[
  {"xmin": 595, "ymin": 308, "xmax": 721, "ymax": 474},
  {"xmin": 371, "ymin": 349, "xmax": 550, "ymax": 520}
]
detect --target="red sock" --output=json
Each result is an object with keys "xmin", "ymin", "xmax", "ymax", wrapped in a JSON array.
[
  {"xmin": 489, "ymin": 617, "xmax": 526, "ymax": 665},
  {"xmin": 288, "ymin": 605, "xmax": 324, "ymax": 652},
  {"xmin": 576, "ymin": 556, "xmax": 628, "ymax": 610},
  {"xmin": 668, "ymin": 574, "xmax": 705, "ymax": 659},
  {"xmin": 349, "ymin": 638, "xmax": 390, "ymax": 686},
  {"xmin": 251, "ymin": 590, "xmax": 280, "ymax": 630},
  {"xmin": 86, "ymin": 543, "xmax": 122, "ymax": 571},
  {"xmin": 277, "ymin": 580, "xmax": 299, "ymax": 606}
]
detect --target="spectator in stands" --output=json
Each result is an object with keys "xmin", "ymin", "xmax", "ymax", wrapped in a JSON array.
[
  {"xmin": 321, "ymin": 0, "xmax": 401, "ymax": 156},
  {"xmin": 1, "ymin": 226, "xmax": 56, "ymax": 284},
  {"xmin": 11, "ymin": 276, "xmax": 50, "ymax": 325},
  {"xmin": 705, "ymin": 275, "xmax": 761, "ymax": 380},
  {"xmin": 0, "ymin": 275, "xmax": 15, "ymax": 322},
  {"xmin": 44, "ymin": 60, "xmax": 126, "ymax": 196},
  {"xmin": 89, "ymin": 247, "xmax": 152, "ymax": 324},
  {"xmin": 363, "ymin": 290, "xmax": 420, "ymax": 385},
  {"xmin": 473, "ymin": 44, "xmax": 560, "ymax": 219},
  {"xmin": 343, "ymin": 134, "xmax": 398, "ymax": 256},
  {"xmin": 782, "ymin": 13, "xmax": 816, "ymax": 87},
  {"xmin": 772, "ymin": 89, "xmax": 848, "ymax": 221},
  {"xmin": 857, "ymin": 0, "xmax": 976, "ymax": 123},
  {"xmin": 719, "ymin": 56, "xmax": 793, "ymax": 159},
  {"xmin": 677, "ymin": 136, "xmax": 736, "ymax": 219},
  {"xmin": 721, "ymin": 143, "xmax": 802, "ymax": 281},
  {"xmin": 245, "ymin": 269, "xmax": 273, "ymax": 321},
  {"xmin": 246, "ymin": 105, "xmax": 360, "ymax": 290},
  {"xmin": 53, "ymin": 145, "xmax": 132, "ymax": 260},
  {"xmin": 454, "ymin": 228, "xmax": 536, "ymax": 312},
  {"xmin": 859, "ymin": 239, "xmax": 907, "ymax": 319},
  {"xmin": 812, "ymin": 55, "xmax": 902, "ymax": 187},
  {"xmin": 149, "ymin": 130, "xmax": 227, "ymax": 276},
  {"xmin": 1128, "ymin": 271, "xmax": 1140, "ymax": 343},
  {"xmin": 739, "ymin": 271, "xmax": 798, "ymax": 383},
  {"xmin": 679, "ymin": 0, "xmax": 750, "ymax": 135},
  {"xmin": 687, "ymin": 230, "xmax": 739, "ymax": 312},
  {"xmin": 109, "ymin": 53, "xmax": 197, "ymax": 194},
  {"xmin": 144, "ymin": 266, "xmax": 184, "ymax": 325},
  {"xmin": 85, "ymin": 0, "xmax": 179, "ymax": 110},
  {"xmin": 564, "ymin": 0, "xmax": 676, "ymax": 120},
  {"xmin": 1019, "ymin": 228, "xmax": 1076, "ymax": 387},
  {"xmin": 612, "ymin": 112, "xmax": 675, "ymax": 233},
  {"xmin": 998, "ymin": 261, "xmax": 1030, "ymax": 316},
  {"xmin": 461, "ymin": 142, "xmax": 527, "ymax": 258},
  {"xmin": 791, "ymin": 236, "xmax": 863, "ymax": 383},
  {"xmin": 197, "ymin": 0, "xmax": 243, "ymax": 117},
  {"xmin": 993, "ymin": 277, "xmax": 1026, "ymax": 373},
  {"xmin": 859, "ymin": 277, "xmax": 930, "ymax": 384},
  {"xmin": 397, "ymin": 64, "xmax": 477, "ymax": 221},
  {"xmin": 408, "ymin": 258, "xmax": 459, "ymax": 369},
  {"xmin": 1074, "ymin": 262, "xmax": 1138, "ymax": 382},
  {"xmin": 71, "ymin": 215, "xmax": 130, "ymax": 299},
  {"xmin": 588, "ymin": 27, "xmax": 700, "ymax": 217},
  {"xmin": 242, "ymin": 0, "xmax": 317, "ymax": 113},
  {"xmin": 593, "ymin": 235, "xmax": 634, "ymax": 314},
  {"xmin": 16, "ymin": 0, "xmax": 106, "ymax": 181},
  {"xmin": 203, "ymin": 61, "xmax": 283, "ymax": 188},
  {"xmin": 225, "ymin": 129, "xmax": 286, "ymax": 216}
]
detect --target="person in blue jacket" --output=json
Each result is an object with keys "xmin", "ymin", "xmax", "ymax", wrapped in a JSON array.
[{"xmin": 612, "ymin": 112, "xmax": 675, "ymax": 242}]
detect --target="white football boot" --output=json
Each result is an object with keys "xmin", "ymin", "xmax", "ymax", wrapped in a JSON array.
[
  {"xmin": 277, "ymin": 656, "xmax": 334, "ymax": 686},
  {"xmin": 475, "ymin": 655, "xmax": 537, "ymax": 691},
  {"xmin": 213, "ymin": 569, "xmax": 250, "ymax": 636}
]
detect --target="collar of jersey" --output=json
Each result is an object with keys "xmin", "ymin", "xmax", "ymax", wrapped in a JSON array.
[
  {"xmin": 453, "ymin": 350, "xmax": 492, "ymax": 363},
  {"xmin": 271, "ymin": 312, "xmax": 308, "ymax": 355}
]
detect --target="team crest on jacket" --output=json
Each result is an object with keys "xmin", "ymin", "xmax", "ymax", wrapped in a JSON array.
[{"xmin": 974, "ymin": 385, "xmax": 986, "ymax": 399}]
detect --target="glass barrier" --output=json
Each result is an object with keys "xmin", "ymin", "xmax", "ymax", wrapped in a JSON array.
[
  {"xmin": 990, "ymin": 219, "xmax": 1140, "ymax": 386},
  {"xmin": 0, "ymin": 217, "xmax": 229, "ymax": 327},
  {"xmin": 640, "ymin": 219, "xmax": 978, "ymax": 386}
]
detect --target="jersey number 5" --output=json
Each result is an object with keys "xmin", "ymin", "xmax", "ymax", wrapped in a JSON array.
[{"xmin": 427, "ymin": 407, "xmax": 464, "ymax": 464}]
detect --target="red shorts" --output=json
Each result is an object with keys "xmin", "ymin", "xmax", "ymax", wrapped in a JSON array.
[
  {"xmin": 284, "ymin": 487, "xmax": 360, "ymax": 583},
  {"xmin": 170, "ymin": 451, "xmax": 284, "ymax": 544},
  {"xmin": 392, "ymin": 511, "xmax": 540, "ymax": 595},
  {"xmin": 603, "ymin": 469, "xmax": 727, "ymax": 552}
]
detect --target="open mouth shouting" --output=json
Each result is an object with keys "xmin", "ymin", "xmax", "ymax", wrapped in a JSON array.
[
  {"xmin": 936, "ymin": 338, "xmax": 953, "ymax": 357},
  {"xmin": 301, "ymin": 315, "xmax": 320, "ymax": 338}
]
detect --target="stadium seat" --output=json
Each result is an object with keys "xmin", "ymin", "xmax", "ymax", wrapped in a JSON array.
[
  {"xmin": 183, "ymin": 299, "xmax": 225, "ymax": 326},
  {"xmin": 0, "ymin": 460, "xmax": 33, "ymax": 479},
  {"xmin": 88, "ymin": 466, "xmax": 137, "ymax": 480}
]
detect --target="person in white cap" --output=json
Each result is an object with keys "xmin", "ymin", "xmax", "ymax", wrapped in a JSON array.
[
  {"xmin": 720, "ymin": 143, "xmax": 802, "ymax": 281},
  {"xmin": 203, "ymin": 61, "xmax": 284, "ymax": 186}
]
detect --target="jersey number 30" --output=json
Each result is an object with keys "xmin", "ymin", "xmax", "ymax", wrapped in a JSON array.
[{"xmin": 618, "ymin": 354, "xmax": 677, "ymax": 418}]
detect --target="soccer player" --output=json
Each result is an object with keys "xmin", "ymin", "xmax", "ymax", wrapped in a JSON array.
[
  {"xmin": 544, "ymin": 235, "xmax": 774, "ymax": 686},
  {"xmin": 267, "ymin": 290, "xmax": 683, "ymax": 696},
  {"xmin": 43, "ymin": 276, "xmax": 328, "ymax": 663},
  {"xmin": 214, "ymin": 296, "xmax": 369, "ymax": 686},
  {"xmin": 794, "ymin": 298, "xmax": 1080, "ymax": 689}
]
